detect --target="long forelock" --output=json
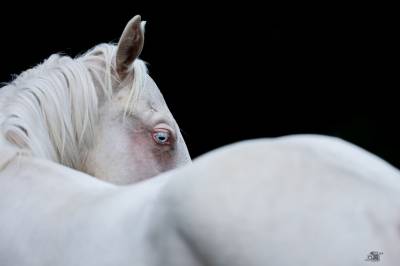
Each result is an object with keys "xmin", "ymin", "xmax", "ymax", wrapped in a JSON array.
[{"xmin": 0, "ymin": 43, "xmax": 147, "ymax": 170}]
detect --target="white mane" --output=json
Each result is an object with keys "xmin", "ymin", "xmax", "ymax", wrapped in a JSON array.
[{"xmin": 0, "ymin": 44, "xmax": 148, "ymax": 170}]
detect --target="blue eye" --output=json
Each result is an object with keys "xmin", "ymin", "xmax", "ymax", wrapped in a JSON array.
[{"xmin": 152, "ymin": 130, "xmax": 170, "ymax": 145}]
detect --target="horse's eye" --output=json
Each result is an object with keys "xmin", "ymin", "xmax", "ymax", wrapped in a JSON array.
[{"xmin": 152, "ymin": 130, "xmax": 170, "ymax": 145}]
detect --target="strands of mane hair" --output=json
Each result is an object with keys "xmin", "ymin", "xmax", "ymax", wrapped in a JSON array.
[{"xmin": 0, "ymin": 44, "xmax": 147, "ymax": 170}]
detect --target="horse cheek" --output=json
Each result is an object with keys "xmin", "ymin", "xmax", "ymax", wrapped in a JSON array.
[{"xmin": 128, "ymin": 131, "xmax": 161, "ymax": 181}]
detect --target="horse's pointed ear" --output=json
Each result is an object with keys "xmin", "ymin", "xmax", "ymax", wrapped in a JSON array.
[{"xmin": 116, "ymin": 15, "xmax": 146, "ymax": 79}]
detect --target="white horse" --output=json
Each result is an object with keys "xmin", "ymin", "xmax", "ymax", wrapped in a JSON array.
[
  {"xmin": 1, "ymin": 135, "xmax": 399, "ymax": 265},
  {"xmin": 0, "ymin": 15, "xmax": 190, "ymax": 185},
  {"xmin": 1, "ymin": 16, "xmax": 400, "ymax": 266}
]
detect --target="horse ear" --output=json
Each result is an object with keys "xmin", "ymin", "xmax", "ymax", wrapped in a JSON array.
[{"xmin": 116, "ymin": 15, "xmax": 146, "ymax": 79}]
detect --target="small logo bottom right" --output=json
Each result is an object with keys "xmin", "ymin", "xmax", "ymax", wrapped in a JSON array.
[{"xmin": 365, "ymin": 251, "xmax": 383, "ymax": 262}]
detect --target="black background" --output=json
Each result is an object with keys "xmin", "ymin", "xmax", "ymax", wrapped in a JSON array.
[{"xmin": 0, "ymin": 4, "xmax": 397, "ymax": 167}]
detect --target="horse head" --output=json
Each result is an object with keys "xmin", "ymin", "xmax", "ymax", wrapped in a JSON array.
[{"xmin": 0, "ymin": 15, "xmax": 191, "ymax": 184}]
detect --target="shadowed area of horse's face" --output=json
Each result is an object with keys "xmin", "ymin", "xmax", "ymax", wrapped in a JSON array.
[
  {"xmin": 0, "ymin": 15, "xmax": 191, "ymax": 184},
  {"xmin": 85, "ymin": 72, "xmax": 191, "ymax": 184}
]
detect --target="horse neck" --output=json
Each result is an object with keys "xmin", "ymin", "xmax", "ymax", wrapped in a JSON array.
[{"xmin": 0, "ymin": 54, "xmax": 101, "ymax": 170}]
